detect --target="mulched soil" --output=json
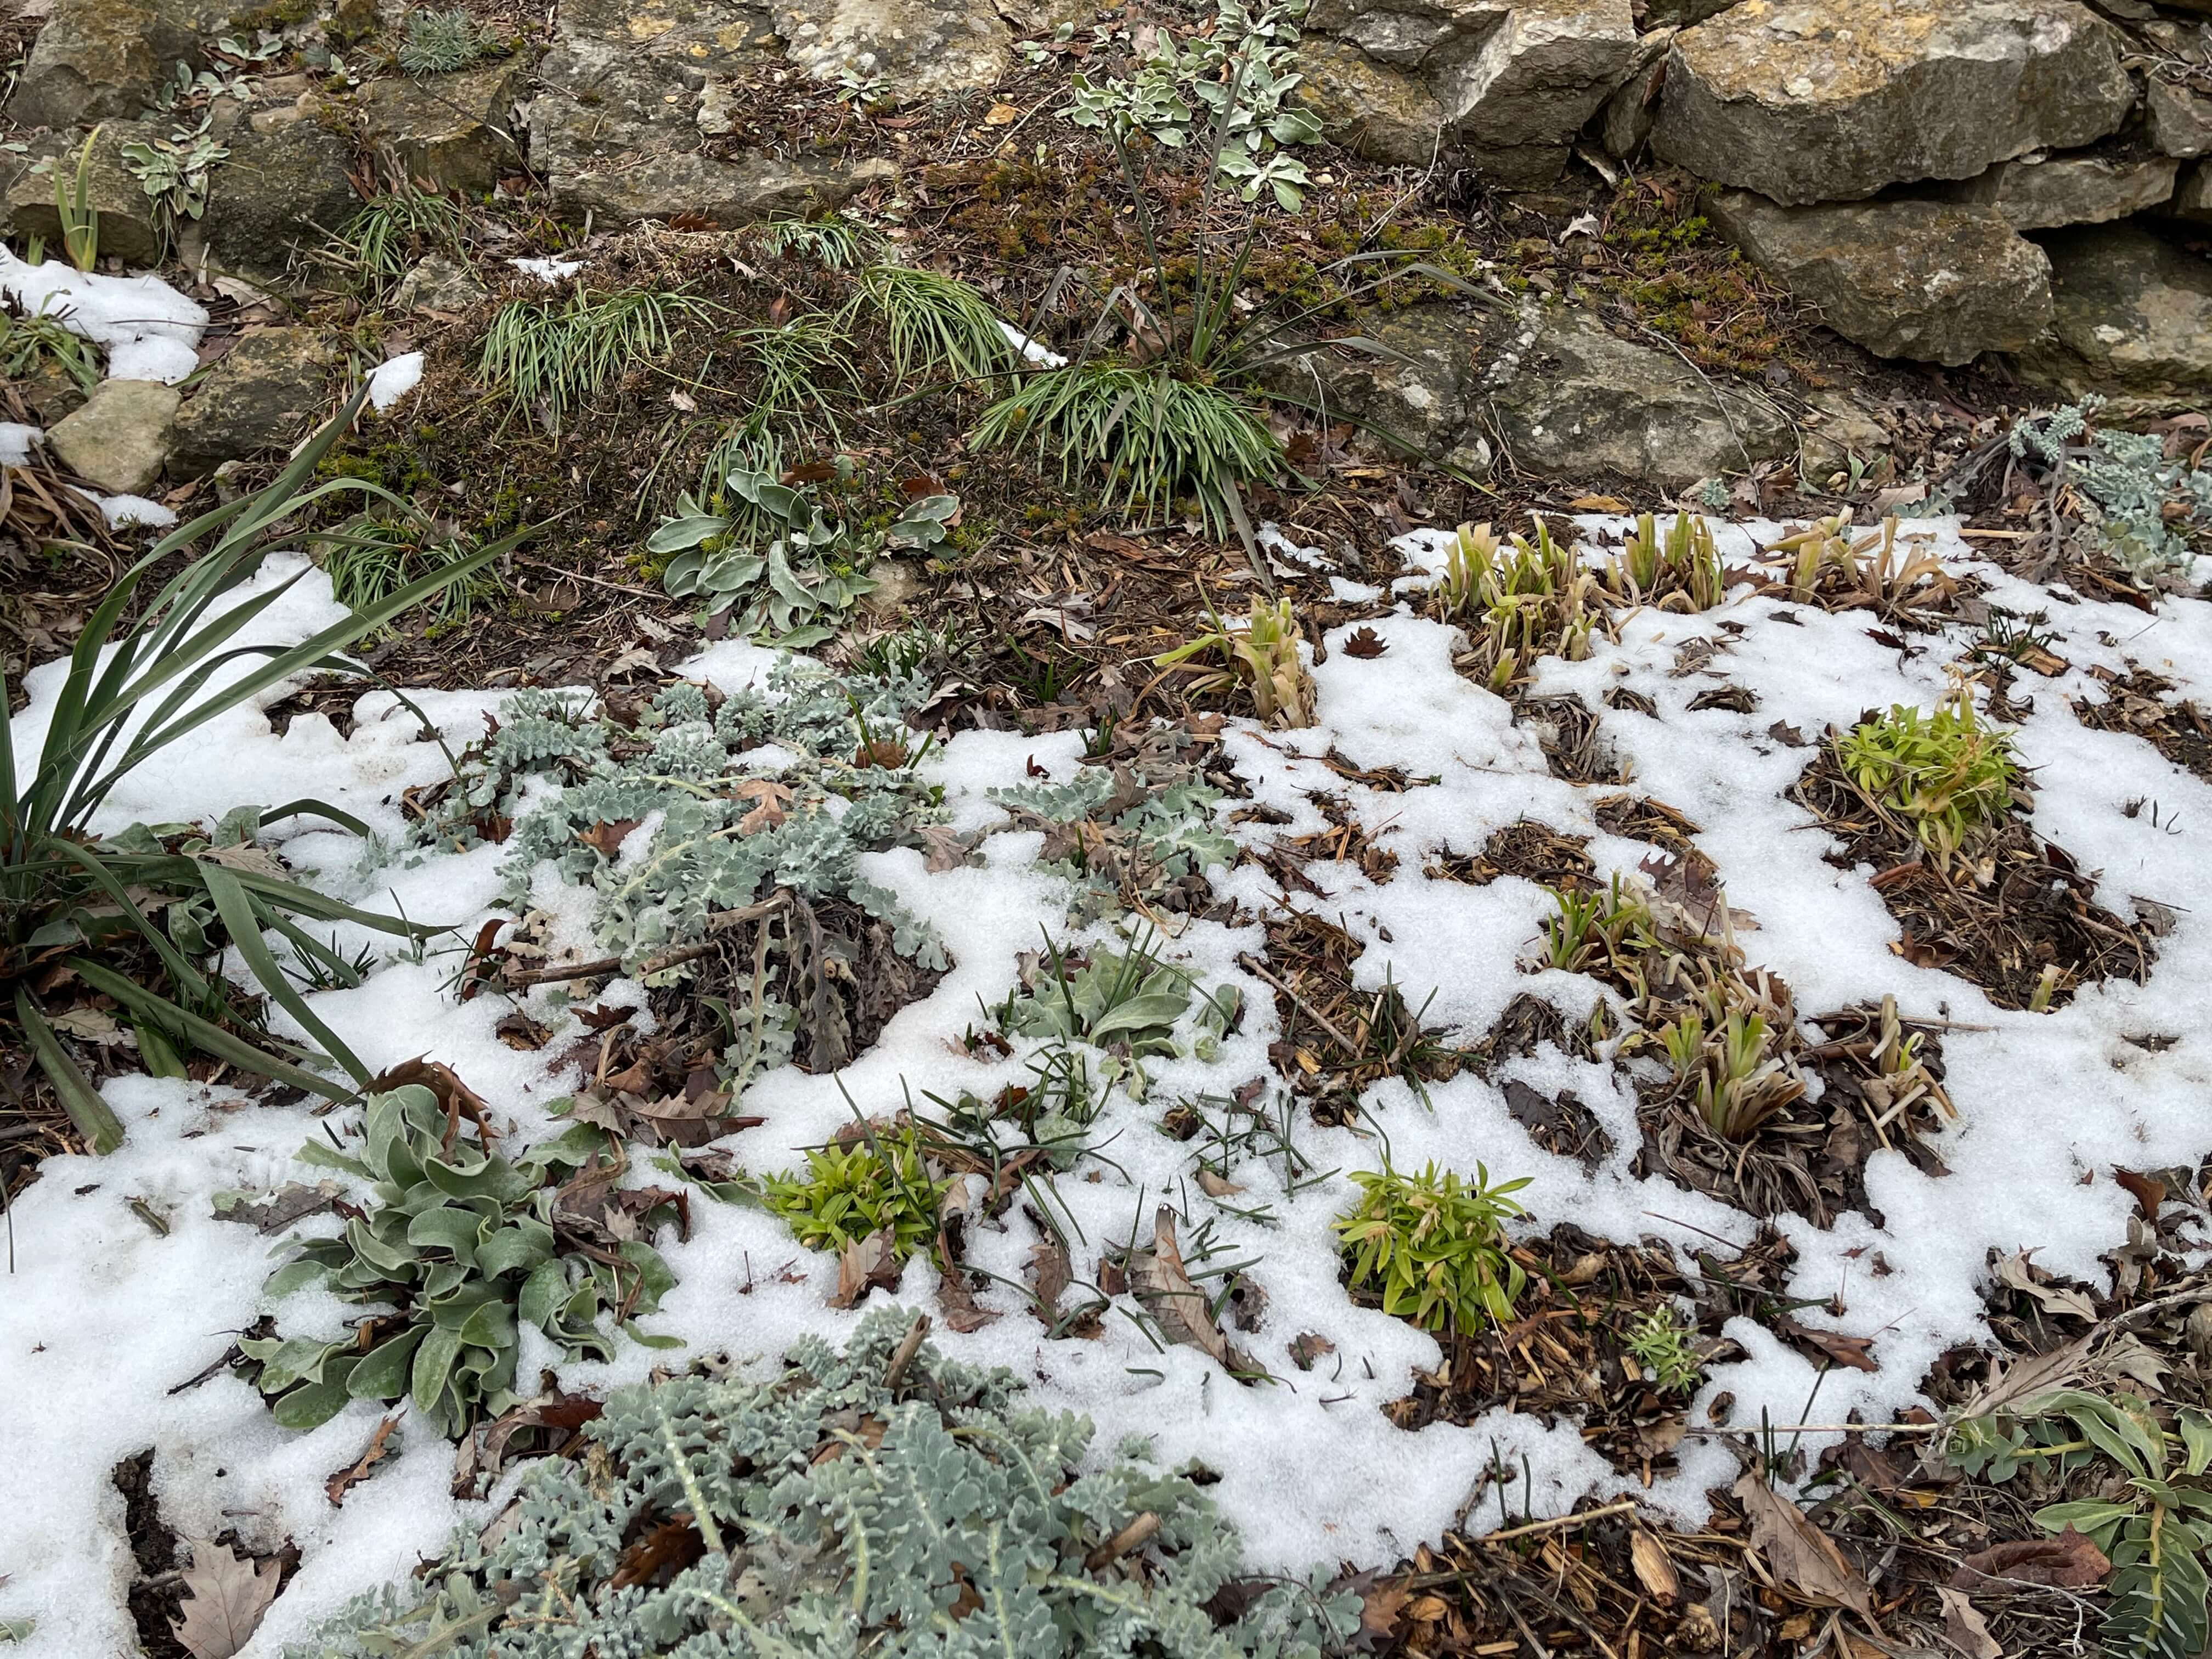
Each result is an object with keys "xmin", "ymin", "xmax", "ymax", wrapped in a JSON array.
[{"xmin": 2074, "ymin": 665, "xmax": 2212, "ymax": 786}]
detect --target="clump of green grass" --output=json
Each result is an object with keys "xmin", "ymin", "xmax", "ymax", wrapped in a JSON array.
[
  {"xmin": 1334, "ymin": 1160, "xmax": 1531, "ymax": 1335},
  {"xmin": 324, "ymin": 518, "xmax": 507, "ymax": 632},
  {"xmin": 760, "ymin": 215, "xmax": 868, "ymax": 272},
  {"xmin": 1835, "ymin": 691, "xmax": 2021, "ymax": 863},
  {"xmin": 732, "ymin": 314, "xmax": 857, "ymax": 434},
  {"xmin": 397, "ymin": 6, "xmax": 494, "ymax": 74},
  {"xmin": 0, "ymin": 308, "xmax": 100, "ymax": 396},
  {"xmin": 850, "ymin": 263, "xmax": 1020, "ymax": 386},
  {"xmin": 323, "ymin": 189, "xmax": 473, "ymax": 297},
  {"xmin": 970, "ymin": 360, "xmax": 1281, "ymax": 538},
  {"xmin": 478, "ymin": 287, "xmax": 721, "ymax": 431}
]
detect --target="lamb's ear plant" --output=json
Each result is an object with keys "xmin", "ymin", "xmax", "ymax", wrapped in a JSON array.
[
  {"xmin": 246, "ymin": 1084, "xmax": 679, "ymax": 1435},
  {"xmin": 2, "ymin": 387, "xmax": 528, "ymax": 1150},
  {"xmin": 1334, "ymin": 1159, "xmax": 1531, "ymax": 1335}
]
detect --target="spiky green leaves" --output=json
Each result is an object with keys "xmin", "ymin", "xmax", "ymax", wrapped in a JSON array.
[
  {"xmin": 1835, "ymin": 693, "xmax": 2022, "ymax": 864},
  {"xmin": 1334, "ymin": 1160, "xmax": 1531, "ymax": 1335}
]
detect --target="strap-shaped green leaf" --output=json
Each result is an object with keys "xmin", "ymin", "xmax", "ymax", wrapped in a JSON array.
[
  {"xmin": 411, "ymin": 1324, "xmax": 464, "ymax": 1415},
  {"xmin": 13, "ymin": 989, "xmax": 125, "ymax": 1154},
  {"xmin": 199, "ymin": 860, "xmax": 371, "ymax": 1085}
]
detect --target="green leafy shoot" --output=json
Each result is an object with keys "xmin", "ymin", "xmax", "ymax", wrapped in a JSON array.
[
  {"xmin": 759, "ymin": 214, "xmax": 870, "ymax": 271},
  {"xmin": 324, "ymin": 189, "xmax": 473, "ymax": 297},
  {"xmin": 731, "ymin": 312, "xmax": 857, "ymax": 434},
  {"xmin": 1602, "ymin": 511, "xmax": 1725, "ymax": 612},
  {"xmin": 850, "ymin": 262, "xmax": 1020, "ymax": 388},
  {"xmin": 0, "ymin": 307, "xmax": 100, "ymax": 396},
  {"xmin": 324, "ymin": 518, "xmax": 509, "ymax": 633},
  {"xmin": 1430, "ymin": 520, "xmax": 1603, "ymax": 691},
  {"xmin": 1152, "ymin": 596, "xmax": 1314, "ymax": 727},
  {"xmin": 762, "ymin": 1124, "xmax": 946, "ymax": 1262},
  {"xmin": 1334, "ymin": 1160, "xmax": 1531, "ymax": 1335},
  {"xmin": 479, "ymin": 286, "xmax": 721, "ymax": 431},
  {"xmin": 50, "ymin": 125, "xmax": 101, "ymax": 272},
  {"xmin": 2, "ymin": 387, "xmax": 532, "ymax": 1148},
  {"xmin": 247, "ymin": 1084, "xmax": 679, "ymax": 1435},
  {"xmin": 1835, "ymin": 691, "xmax": 2022, "ymax": 864},
  {"xmin": 1624, "ymin": 1307, "xmax": 1705, "ymax": 1395}
]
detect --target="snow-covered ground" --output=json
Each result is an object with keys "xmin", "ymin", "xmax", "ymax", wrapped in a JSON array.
[{"xmin": 3, "ymin": 524, "xmax": 2209, "ymax": 1655}]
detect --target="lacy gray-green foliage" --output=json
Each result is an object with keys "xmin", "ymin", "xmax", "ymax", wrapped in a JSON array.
[
  {"xmin": 2011, "ymin": 401, "xmax": 2212, "ymax": 578},
  {"xmin": 420, "ymin": 667, "xmax": 946, "ymax": 973},
  {"xmin": 995, "ymin": 768, "xmax": 1235, "ymax": 885},
  {"xmin": 398, "ymin": 7, "xmax": 495, "ymax": 75},
  {"xmin": 285, "ymin": 1308, "xmax": 1357, "ymax": 1659},
  {"xmin": 245, "ymin": 1085, "xmax": 677, "ymax": 1437},
  {"xmin": 653, "ymin": 461, "xmax": 957, "ymax": 647}
]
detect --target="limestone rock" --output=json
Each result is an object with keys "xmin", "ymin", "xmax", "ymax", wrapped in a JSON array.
[
  {"xmin": 394, "ymin": 254, "xmax": 489, "ymax": 311},
  {"xmin": 46, "ymin": 380, "xmax": 182, "ymax": 495},
  {"xmin": 1942, "ymin": 153, "xmax": 2177, "ymax": 229},
  {"xmin": 1638, "ymin": 0, "xmax": 1733, "ymax": 22},
  {"xmin": 1654, "ymin": 0, "xmax": 2135, "ymax": 206},
  {"xmin": 1708, "ymin": 191, "xmax": 2052, "ymax": 365},
  {"xmin": 1294, "ymin": 39, "xmax": 1448, "ymax": 164},
  {"xmin": 167, "ymin": 329, "xmax": 330, "ymax": 478},
  {"xmin": 358, "ymin": 60, "xmax": 529, "ymax": 195},
  {"xmin": 556, "ymin": 0, "xmax": 778, "ymax": 66},
  {"xmin": 1305, "ymin": 0, "xmax": 1510, "ymax": 69},
  {"xmin": 1285, "ymin": 306, "xmax": 1485, "ymax": 461},
  {"xmin": 1481, "ymin": 306, "xmax": 1791, "ymax": 484},
  {"xmin": 1436, "ymin": 0, "xmax": 1637, "ymax": 185},
  {"xmin": 1798, "ymin": 387, "xmax": 1894, "ymax": 482},
  {"xmin": 774, "ymin": 0, "xmax": 1011, "ymax": 99},
  {"xmin": 4, "ymin": 124, "xmax": 167, "ymax": 268},
  {"xmin": 2176, "ymin": 160, "xmax": 2212, "ymax": 223},
  {"xmin": 1599, "ymin": 26, "xmax": 1672, "ymax": 158},
  {"xmin": 2016, "ymin": 224, "xmax": 2212, "ymax": 407},
  {"xmin": 204, "ymin": 117, "xmax": 361, "ymax": 275},
  {"xmin": 562, "ymin": 151, "xmax": 898, "ymax": 228},
  {"xmin": 7, "ymin": 0, "xmax": 197, "ymax": 129},
  {"xmin": 2144, "ymin": 79, "xmax": 2212, "ymax": 160}
]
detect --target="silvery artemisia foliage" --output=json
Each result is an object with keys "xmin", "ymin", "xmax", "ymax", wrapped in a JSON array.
[
  {"xmin": 426, "ymin": 666, "xmax": 947, "ymax": 970},
  {"xmin": 286, "ymin": 1308, "xmax": 1359, "ymax": 1659},
  {"xmin": 2010, "ymin": 400, "xmax": 2212, "ymax": 577}
]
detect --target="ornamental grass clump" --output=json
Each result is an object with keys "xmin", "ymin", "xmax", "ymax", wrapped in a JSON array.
[
  {"xmin": 1334, "ymin": 1160, "xmax": 1531, "ymax": 1335},
  {"xmin": 1834, "ymin": 691, "xmax": 2022, "ymax": 864},
  {"xmin": 283, "ymin": 1308, "xmax": 1360, "ymax": 1658}
]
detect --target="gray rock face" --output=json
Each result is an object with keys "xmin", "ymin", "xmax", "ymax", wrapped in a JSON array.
[
  {"xmin": 1598, "ymin": 25, "xmax": 1672, "ymax": 158},
  {"xmin": 168, "ymin": 329, "xmax": 330, "ymax": 479},
  {"xmin": 1654, "ymin": 0, "xmax": 2135, "ymax": 205},
  {"xmin": 2176, "ymin": 160, "xmax": 2212, "ymax": 223},
  {"xmin": 7, "ymin": 0, "xmax": 196, "ymax": 129},
  {"xmin": 46, "ymin": 380, "xmax": 182, "ymax": 495},
  {"xmin": 2017, "ymin": 224, "xmax": 2212, "ymax": 407},
  {"xmin": 204, "ymin": 116, "xmax": 361, "ymax": 275},
  {"xmin": 561, "ymin": 151, "xmax": 899, "ymax": 228},
  {"xmin": 1942, "ymin": 153, "xmax": 2179, "ymax": 230},
  {"xmin": 394, "ymin": 254, "xmax": 489, "ymax": 311},
  {"xmin": 358, "ymin": 60, "xmax": 529, "ymax": 195},
  {"xmin": 1291, "ymin": 303, "xmax": 1788, "ymax": 487},
  {"xmin": 3, "ymin": 124, "xmax": 165, "ymax": 267},
  {"xmin": 1295, "ymin": 39, "xmax": 1448, "ymax": 164},
  {"xmin": 1708, "ymin": 191, "xmax": 2053, "ymax": 365},
  {"xmin": 774, "ymin": 0, "xmax": 1011, "ymax": 98},
  {"xmin": 1482, "ymin": 305, "xmax": 1791, "ymax": 484},
  {"xmin": 1435, "ymin": 0, "xmax": 1636, "ymax": 185},
  {"xmin": 1305, "ymin": 0, "xmax": 1510, "ymax": 69},
  {"xmin": 2145, "ymin": 79, "xmax": 2212, "ymax": 160}
]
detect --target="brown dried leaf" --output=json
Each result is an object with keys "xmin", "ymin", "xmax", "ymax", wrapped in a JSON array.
[
  {"xmin": 1733, "ymin": 1470, "xmax": 1875, "ymax": 1617},
  {"xmin": 1025, "ymin": 1238, "xmax": 1073, "ymax": 1322},
  {"xmin": 1132, "ymin": 1207, "xmax": 1229, "ymax": 1368},
  {"xmin": 733, "ymin": 778, "xmax": 793, "ymax": 834},
  {"xmin": 1995, "ymin": 1251, "xmax": 2097, "ymax": 1322},
  {"xmin": 2114, "ymin": 1166, "xmax": 2166, "ymax": 1220},
  {"xmin": 608, "ymin": 1517, "xmax": 706, "ymax": 1591},
  {"xmin": 1342, "ymin": 627, "xmax": 1388, "ymax": 659},
  {"xmin": 1358, "ymin": 1582, "xmax": 1410, "ymax": 1641},
  {"xmin": 1776, "ymin": 1316, "xmax": 1880, "ymax": 1373},
  {"xmin": 172, "ymin": 1538, "xmax": 281, "ymax": 1659},
  {"xmin": 325, "ymin": 1414, "xmax": 401, "ymax": 1506},
  {"xmin": 1949, "ymin": 1527, "xmax": 2109, "ymax": 1592},
  {"xmin": 1195, "ymin": 1170, "xmax": 1246, "ymax": 1198},
  {"xmin": 1936, "ymin": 1587, "xmax": 2002, "ymax": 1658},
  {"xmin": 578, "ymin": 818, "xmax": 644, "ymax": 860},
  {"xmin": 831, "ymin": 1227, "xmax": 902, "ymax": 1309},
  {"xmin": 1629, "ymin": 1528, "xmax": 1680, "ymax": 1604},
  {"xmin": 1288, "ymin": 1331, "xmax": 1335, "ymax": 1371}
]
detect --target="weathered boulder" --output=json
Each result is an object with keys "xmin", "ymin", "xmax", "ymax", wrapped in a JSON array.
[
  {"xmin": 1708, "ymin": 191, "xmax": 2052, "ymax": 365},
  {"xmin": 2016, "ymin": 225, "xmax": 2212, "ymax": 407},
  {"xmin": 2176, "ymin": 160, "xmax": 2212, "ymax": 222},
  {"xmin": 774, "ymin": 0, "xmax": 1012, "ymax": 98},
  {"xmin": 1653, "ymin": 0, "xmax": 2135, "ymax": 206},
  {"xmin": 4, "ymin": 125, "xmax": 166, "ymax": 268},
  {"xmin": 1638, "ymin": 0, "xmax": 1733, "ymax": 21},
  {"xmin": 1306, "ymin": 0, "xmax": 1509, "ymax": 69},
  {"xmin": 557, "ymin": 150, "xmax": 898, "ymax": 228},
  {"xmin": 1434, "ymin": 0, "xmax": 1637, "ymax": 185},
  {"xmin": 46, "ymin": 380, "xmax": 182, "ymax": 495},
  {"xmin": 1481, "ymin": 305, "xmax": 1791, "ymax": 484},
  {"xmin": 358, "ymin": 60, "xmax": 529, "ymax": 195},
  {"xmin": 1290, "ymin": 303, "xmax": 1789, "ymax": 486},
  {"xmin": 1941, "ymin": 153, "xmax": 2178, "ymax": 229},
  {"xmin": 394, "ymin": 254, "xmax": 489, "ymax": 311},
  {"xmin": 1798, "ymin": 387, "xmax": 1895, "ymax": 483},
  {"xmin": 1598, "ymin": 25, "xmax": 1672, "ymax": 157},
  {"xmin": 2144, "ymin": 79, "xmax": 2212, "ymax": 160},
  {"xmin": 1294, "ymin": 39, "xmax": 1448, "ymax": 163},
  {"xmin": 167, "ymin": 329, "xmax": 330, "ymax": 478},
  {"xmin": 6, "ymin": 0, "xmax": 197, "ymax": 129},
  {"xmin": 203, "ymin": 116, "xmax": 362, "ymax": 275}
]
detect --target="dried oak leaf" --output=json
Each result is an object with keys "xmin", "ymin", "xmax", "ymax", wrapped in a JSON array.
[
  {"xmin": 1733, "ymin": 1470, "xmax": 1876, "ymax": 1617},
  {"xmin": 1949, "ymin": 1527, "xmax": 2110, "ymax": 1593},
  {"xmin": 732, "ymin": 778, "xmax": 792, "ymax": 834},
  {"xmin": 1342, "ymin": 627, "xmax": 1388, "ymax": 659},
  {"xmin": 1025, "ymin": 1237, "xmax": 1074, "ymax": 1324},
  {"xmin": 608, "ymin": 1517, "xmax": 707, "ymax": 1591},
  {"xmin": 1775, "ymin": 1316, "xmax": 1879, "ymax": 1373},
  {"xmin": 578, "ymin": 817, "xmax": 644, "ymax": 860},
  {"xmin": 1936, "ymin": 1587, "xmax": 2002, "ymax": 1659},
  {"xmin": 1288, "ymin": 1331, "xmax": 1335, "ymax": 1371},
  {"xmin": 1132, "ymin": 1208, "xmax": 1234, "ymax": 1369},
  {"xmin": 172, "ymin": 1538, "xmax": 281, "ymax": 1659},
  {"xmin": 831, "ymin": 1227, "xmax": 902, "ymax": 1309},
  {"xmin": 326, "ymin": 1414, "xmax": 401, "ymax": 1506}
]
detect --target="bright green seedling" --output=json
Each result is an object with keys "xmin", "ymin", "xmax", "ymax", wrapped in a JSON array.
[
  {"xmin": 1541, "ymin": 874, "xmax": 1658, "ymax": 983},
  {"xmin": 1334, "ymin": 1160, "xmax": 1531, "ymax": 1335},
  {"xmin": 281, "ymin": 1308, "xmax": 1360, "ymax": 1659},
  {"xmin": 246, "ymin": 1085, "xmax": 680, "ymax": 1437},
  {"xmin": 762, "ymin": 1127, "xmax": 946, "ymax": 1261},
  {"xmin": 1945, "ymin": 1387, "xmax": 2212, "ymax": 1659},
  {"xmin": 1624, "ymin": 1307, "xmax": 1703, "ymax": 1395},
  {"xmin": 652, "ymin": 463, "xmax": 955, "ymax": 646},
  {"xmin": 1835, "ymin": 692, "xmax": 2021, "ymax": 863}
]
